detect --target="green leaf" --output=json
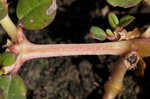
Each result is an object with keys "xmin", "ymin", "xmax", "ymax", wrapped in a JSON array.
[
  {"xmin": 0, "ymin": 52, "xmax": 15, "ymax": 66},
  {"xmin": 107, "ymin": 0, "xmax": 142, "ymax": 8},
  {"xmin": 17, "ymin": 0, "xmax": 57, "ymax": 30},
  {"xmin": 0, "ymin": 75, "xmax": 26, "ymax": 99},
  {"xmin": 108, "ymin": 13, "xmax": 119, "ymax": 29},
  {"xmin": 90, "ymin": 26, "xmax": 106, "ymax": 41},
  {"xmin": 120, "ymin": 15, "xmax": 135, "ymax": 27},
  {"xmin": 106, "ymin": 29, "xmax": 114, "ymax": 37},
  {"xmin": 0, "ymin": 0, "xmax": 8, "ymax": 20}
]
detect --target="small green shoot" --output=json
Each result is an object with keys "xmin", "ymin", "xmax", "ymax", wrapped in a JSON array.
[{"xmin": 90, "ymin": 13, "xmax": 135, "ymax": 41}]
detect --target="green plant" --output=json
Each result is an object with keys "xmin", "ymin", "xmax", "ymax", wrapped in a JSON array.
[{"xmin": 0, "ymin": 0, "xmax": 148, "ymax": 99}]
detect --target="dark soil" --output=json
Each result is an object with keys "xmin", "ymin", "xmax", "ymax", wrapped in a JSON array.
[{"xmin": 1, "ymin": 0, "xmax": 150, "ymax": 99}]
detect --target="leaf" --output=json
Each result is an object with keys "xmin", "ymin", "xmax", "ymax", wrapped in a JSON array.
[
  {"xmin": 17, "ymin": 0, "xmax": 57, "ymax": 30},
  {"xmin": 90, "ymin": 26, "xmax": 106, "ymax": 41},
  {"xmin": 107, "ymin": 0, "xmax": 142, "ymax": 8},
  {"xmin": 0, "ymin": 75, "xmax": 26, "ymax": 99},
  {"xmin": 0, "ymin": 52, "xmax": 15, "ymax": 66},
  {"xmin": 106, "ymin": 29, "xmax": 114, "ymax": 37},
  {"xmin": 120, "ymin": 15, "xmax": 135, "ymax": 27},
  {"xmin": 0, "ymin": 0, "xmax": 8, "ymax": 20},
  {"xmin": 108, "ymin": 13, "xmax": 119, "ymax": 29},
  {"xmin": 106, "ymin": 29, "xmax": 118, "ymax": 40}
]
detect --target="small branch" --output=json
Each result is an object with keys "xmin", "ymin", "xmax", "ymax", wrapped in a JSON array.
[
  {"xmin": 0, "ymin": 15, "xmax": 18, "ymax": 42},
  {"xmin": 103, "ymin": 51, "xmax": 140, "ymax": 99}
]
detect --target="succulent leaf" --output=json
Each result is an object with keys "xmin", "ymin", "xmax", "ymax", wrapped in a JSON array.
[
  {"xmin": 120, "ymin": 15, "xmax": 135, "ymax": 27},
  {"xmin": 107, "ymin": 0, "xmax": 142, "ymax": 8},
  {"xmin": 106, "ymin": 29, "xmax": 114, "ymax": 37},
  {"xmin": 17, "ymin": 0, "xmax": 57, "ymax": 30},
  {"xmin": 108, "ymin": 13, "xmax": 119, "ymax": 29},
  {"xmin": 90, "ymin": 26, "xmax": 106, "ymax": 41}
]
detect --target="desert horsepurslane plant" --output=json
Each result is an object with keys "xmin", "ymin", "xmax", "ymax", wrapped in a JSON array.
[{"xmin": 0, "ymin": 0, "xmax": 149, "ymax": 98}]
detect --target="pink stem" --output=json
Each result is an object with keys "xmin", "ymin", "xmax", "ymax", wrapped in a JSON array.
[
  {"xmin": 9, "ymin": 38, "xmax": 150, "ymax": 74},
  {"xmin": 22, "ymin": 41, "xmax": 131, "ymax": 60},
  {"xmin": 8, "ymin": 40, "xmax": 130, "ymax": 74}
]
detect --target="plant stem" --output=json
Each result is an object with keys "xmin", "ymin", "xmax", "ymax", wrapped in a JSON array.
[
  {"xmin": 103, "ymin": 56, "xmax": 126, "ymax": 99},
  {"xmin": 20, "ymin": 41, "xmax": 131, "ymax": 60},
  {"xmin": 131, "ymin": 39, "xmax": 150, "ymax": 57},
  {"xmin": 0, "ymin": 15, "xmax": 18, "ymax": 42},
  {"xmin": 11, "ymin": 38, "xmax": 150, "ymax": 61},
  {"xmin": 8, "ymin": 38, "xmax": 150, "ymax": 74},
  {"xmin": 103, "ymin": 51, "xmax": 139, "ymax": 99}
]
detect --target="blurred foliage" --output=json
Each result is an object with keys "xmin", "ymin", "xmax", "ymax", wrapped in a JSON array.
[{"xmin": 0, "ymin": 75, "xmax": 26, "ymax": 99}]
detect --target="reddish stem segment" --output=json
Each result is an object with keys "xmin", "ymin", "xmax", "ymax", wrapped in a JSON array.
[
  {"xmin": 21, "ymin": 41, "xmax": 131, "ymax": 60},
  {"xmin": 7, "ymin": 40, "xmax": 131, "ymax": 74},
  {"xmin": 7, "ymin": 37, "xmax": 150, "ymax": 75},
  {"xmin": 13, "ymin": 38, "xmax": 150, "ymax": 61}
]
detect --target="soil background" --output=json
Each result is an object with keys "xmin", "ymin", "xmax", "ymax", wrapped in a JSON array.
[{"xmin": 1, "ymin": 0, "xmax": 150, "ymax": 99}]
